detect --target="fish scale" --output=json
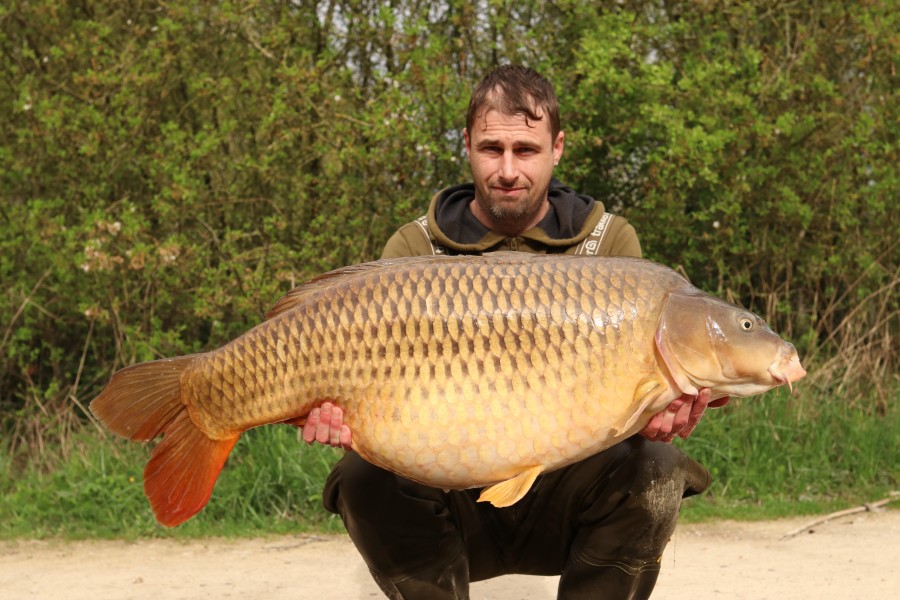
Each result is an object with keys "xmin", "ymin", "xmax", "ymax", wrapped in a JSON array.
[{"xmin": 90, "ymin": 252, "xmax": 806, "ymax": 527}]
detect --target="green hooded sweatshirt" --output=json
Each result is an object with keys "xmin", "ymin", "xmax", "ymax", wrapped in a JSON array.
[{"xmin": 381, "ymin": 180, "xmax": 641, "ymax": 259}]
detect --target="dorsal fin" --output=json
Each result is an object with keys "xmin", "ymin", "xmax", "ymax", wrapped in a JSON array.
[{"xmin": 264, "ymin": 256, "xmax": 449, "ymax": 320}]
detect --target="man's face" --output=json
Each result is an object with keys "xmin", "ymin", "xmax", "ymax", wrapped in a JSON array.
[{"xmin": 464, "ymin": 107, "xmax": 564, "ymax": 236}]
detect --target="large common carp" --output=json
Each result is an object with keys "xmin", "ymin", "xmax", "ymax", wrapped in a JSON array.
[{"xmin": 91, "ymin": 253, "xmax": 806, "ymax": 527}]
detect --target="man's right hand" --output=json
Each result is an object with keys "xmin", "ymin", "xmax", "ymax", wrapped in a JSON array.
[
  {"xmin": 302, "ymin": 402, "xmax": 353, "ymax": 451},
  {"xmin": 639, "ymin": 388, "xmax": 730, "ymax": 443}
]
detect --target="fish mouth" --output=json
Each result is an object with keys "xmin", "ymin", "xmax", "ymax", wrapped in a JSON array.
[{"xmin": 768, "ymin": 353, "xmax": 807, "ymax": 393}]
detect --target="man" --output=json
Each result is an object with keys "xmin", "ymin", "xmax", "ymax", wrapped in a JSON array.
[{"xmin": 304, "ymin": 65, "xmax": 726, "ymax": 599}]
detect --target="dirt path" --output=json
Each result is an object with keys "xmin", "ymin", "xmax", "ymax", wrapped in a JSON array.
[{"xmin": 2, "ymin": 510, "xmax": 898, "ymax": 599}]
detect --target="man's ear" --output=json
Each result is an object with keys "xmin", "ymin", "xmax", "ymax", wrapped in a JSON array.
[
  {"xmin": 553, "ymin": 130, "xmax": 565, "ymax": 164},
  {"xmin": 463, "ymin": 127, "xmax": 471, "ymax": 154}
]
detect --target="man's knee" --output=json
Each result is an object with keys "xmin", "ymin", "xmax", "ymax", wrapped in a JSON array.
[
  {"xmin": 569, "ymin": 437, "xmax": 710, "ymax": 565},
  {"xmin": 621, "ymin": 437, "xmax": 711, "ymax": 501},
  {"xmin": 324, "ymin": 452, "xmax": 449, "ymax": 518},
  {"xmin": 323, "ymin": 452, "xmax": 464, "ymax": 580},
  {"xmin": 323, "ymin": 451, "xmax": 395, "ymax": 516}
]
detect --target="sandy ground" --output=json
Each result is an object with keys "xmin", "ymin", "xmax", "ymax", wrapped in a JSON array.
[{"xmin": 2, "ymin": 510, "xmax": 898, "ymax": 599}]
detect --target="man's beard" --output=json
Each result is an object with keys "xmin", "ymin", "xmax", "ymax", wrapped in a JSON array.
[
  {"xmin": 486, "ymin": 197, "xmax": 533, "ymax": 223},
  {"xmin": 479, "ymin": 184, "xmax": 549, "ymax": 234}
]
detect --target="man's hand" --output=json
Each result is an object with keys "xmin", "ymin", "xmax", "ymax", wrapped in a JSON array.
[
  {"xmin": 302, "ymin": 401, "xmax": 353, "ymax": 451},
  {"xmin": 639, "ymin": 389, "xmax": 730, "ymax": 443}
]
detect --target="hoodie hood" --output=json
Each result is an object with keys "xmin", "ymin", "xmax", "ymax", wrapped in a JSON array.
[{"xmin": 428, "ymin": 180, "xmax": 606, "ymax": 252}]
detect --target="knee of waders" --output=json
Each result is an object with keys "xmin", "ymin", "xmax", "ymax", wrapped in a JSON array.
[
  {"xmin": 625, "ymin": 437, "xmax": 711, "ymax": 498},
  {"xmin": 572, "ymin": 439, "xmax": 710, "ymax": 566},
  {"xmin": 323, "ymin": 452, "xmax": 450, "ymax": 526},
  {"xmin": 323, "ymin": 452, "xmax": 464, "ymax": 581},
  {"xmin": 610, "ymin": 437, "xmax": 710, "ymax": 527},
  {"xmin": 574, "ymin": 437, "xmax": 710, "ymax": 529},
  {"xmin": 323, "ymin": 451, "xmax": 397, "ymax": 516}
]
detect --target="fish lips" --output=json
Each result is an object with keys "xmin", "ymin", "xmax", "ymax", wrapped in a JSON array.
[{"xmin": 767, "ymin": 351, "xmax": 807, "ymax": 393}]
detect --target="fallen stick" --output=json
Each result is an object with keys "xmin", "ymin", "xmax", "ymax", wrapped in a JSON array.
[{"xmin": 781, "ymin": 491, "xmax": 900, "ymax": 540}]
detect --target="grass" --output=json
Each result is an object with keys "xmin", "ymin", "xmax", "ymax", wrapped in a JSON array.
[
  {"xmin": 678, "ymin": 385, "xmax": 899, "ymax": 522},
  {"xmin": 0, "ymin": 426, "xmax": 346, "ymax": 539},
  {"xmin": 1, "ymin": 385, "xmax": 897, "ymax": 539}
]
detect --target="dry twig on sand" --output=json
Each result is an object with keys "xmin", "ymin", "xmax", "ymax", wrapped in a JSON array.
[{"xmin": 781, "ymin": 491, "xmax": 900, "ymax": 540}]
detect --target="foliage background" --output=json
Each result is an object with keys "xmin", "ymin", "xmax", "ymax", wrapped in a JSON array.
[{"xmin": 1, "ymin": 0, "xmax": 897, "ymax": 535}]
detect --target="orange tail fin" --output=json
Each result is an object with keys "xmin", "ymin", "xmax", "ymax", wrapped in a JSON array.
[{"xmin": 90, "ymin": 356, "xmax": 240, "ymax": 527}]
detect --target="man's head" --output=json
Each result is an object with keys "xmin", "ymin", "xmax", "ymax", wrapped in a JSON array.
[
  {"xmin": 464, "ymin": 66, "xmax": 564, "ymax": 236},
  {"xmin": 465, "ymin": 65, "xmax": 561, "ymax": 142}
]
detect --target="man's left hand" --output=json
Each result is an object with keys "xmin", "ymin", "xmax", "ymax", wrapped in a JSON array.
[{"xmin": 639, "ymin": 389, "xmax": 730, "ymax": 443}]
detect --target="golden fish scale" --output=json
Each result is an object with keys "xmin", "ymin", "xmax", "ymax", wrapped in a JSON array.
[{"xmin": 182, "ymin": 255, "xmax": 687, "ymax": 489}]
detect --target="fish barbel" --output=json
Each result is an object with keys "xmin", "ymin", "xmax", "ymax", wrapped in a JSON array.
[{"xmin": 90, "ymin": 253, "xmax": 806, "ymax": 527}]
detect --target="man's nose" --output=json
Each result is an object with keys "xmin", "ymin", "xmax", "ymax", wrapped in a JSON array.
[{"xmin": 498, "ymin": 151, "xmax": 519, "ymax": 181}]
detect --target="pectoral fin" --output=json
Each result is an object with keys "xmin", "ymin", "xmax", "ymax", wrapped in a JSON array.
[
  {"xmin": 614, "ymin": 376, "xmax": 669, "ymax": 435},
  {"xmin": 477, "ymin": 465, "xmax": 544, "ymax": 507}
]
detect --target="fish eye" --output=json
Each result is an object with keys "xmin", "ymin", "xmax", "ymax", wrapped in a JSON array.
[{"xmin": 739, "ymin": 317, "xmax": 754, "ymax": 331}]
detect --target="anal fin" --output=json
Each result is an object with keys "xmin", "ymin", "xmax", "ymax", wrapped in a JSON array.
[
  {"xmin": 143, "ymin": 411, "xmax": 240, "ymax": 527},
  {"xmin": 477, "ymin": 465, "xmax": 544, "ymax": 508}
]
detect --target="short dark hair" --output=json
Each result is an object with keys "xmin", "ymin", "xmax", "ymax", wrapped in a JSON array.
[{"xmin": 466, "ymin": 65, "xmax": 560, "ymax": 140}]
